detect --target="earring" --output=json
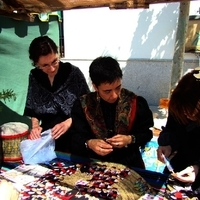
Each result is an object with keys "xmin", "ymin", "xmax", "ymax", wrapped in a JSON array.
[
  {"xmin": 118, "ymin": 93, "xmax": 122, "ymax": 103},
  {"xmin": 96, "ymin": 92, "xmax": 101, "ymax": 115},
  {"xmin": 96, "ymin": 92, "xmax": 100, "ymax": 103}
]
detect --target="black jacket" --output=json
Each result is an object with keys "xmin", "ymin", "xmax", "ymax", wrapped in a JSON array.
[
  {"xmin": 158, "ymin": 113, "xmax": 200, "ymax": 172},
  {"xmin": 24, "ymin": 62, "xmax": 90, "ymax": 151},
  {"xmin": 69, "ymin": 94, "xmax": 153, "ymax": 169}
]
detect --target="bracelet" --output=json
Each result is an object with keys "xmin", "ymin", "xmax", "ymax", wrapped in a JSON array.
[{"xmin": 85, "ymin": 140, "xmax": 89, "ymax": 149}]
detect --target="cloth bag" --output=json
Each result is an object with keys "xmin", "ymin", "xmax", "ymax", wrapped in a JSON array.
[{"xmin": 20, "ymin": 129, "xmax": 56, "ymax": 164}]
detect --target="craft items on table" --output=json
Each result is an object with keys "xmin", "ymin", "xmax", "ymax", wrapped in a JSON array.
[
  {"xmin": 0, "ymin": 164, "xmax": 51, "ymax": 186},
  {"xmin": 2, "ymin": 161, "xmax": 162, "ymax": 200},
  {"xmin": 164, "ymin": 174, "xmax": 199, "ymax": 200}
]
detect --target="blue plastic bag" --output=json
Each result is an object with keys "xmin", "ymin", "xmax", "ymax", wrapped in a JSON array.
[{"xmin": 20, "ymin": 129, "xmax": 57, "ymax": 164}]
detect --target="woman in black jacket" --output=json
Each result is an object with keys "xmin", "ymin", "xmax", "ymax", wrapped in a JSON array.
[
  {"xmin": 24, "ymin": 36, "xmax": 89, "ymax": 151},
  {"xmin": 157, "ymin": 68, "xmax": 200, "ymax": 189}
]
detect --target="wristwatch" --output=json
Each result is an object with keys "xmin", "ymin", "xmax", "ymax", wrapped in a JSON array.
[
  {"xmin": 125, "ymin": 135, "xmax": 135, "ymax": 147},
  {"xmin": 130, "ymin": 135, "xmax": 135, "ymax": 144}
]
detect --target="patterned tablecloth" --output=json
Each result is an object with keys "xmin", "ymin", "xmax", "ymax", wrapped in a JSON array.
[{"xmin": 1, "ymin": 151, "xmax": 169, "ymax": 200}]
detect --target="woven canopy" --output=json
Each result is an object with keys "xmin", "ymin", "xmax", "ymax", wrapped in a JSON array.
[{"xmin": 0, "ymin": 0, "xmax": 197, "ymax": 21}]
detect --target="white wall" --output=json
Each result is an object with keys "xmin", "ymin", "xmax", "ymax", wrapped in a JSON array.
[
  {"xmin": 63, "ymin": 2, "xmax": 179, "ymax": 60},
  {"xmin": 62, "ymin": 2, "xmax": 200, "ymax": 106}
]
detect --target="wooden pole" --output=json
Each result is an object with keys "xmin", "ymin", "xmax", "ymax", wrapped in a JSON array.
[{"xmin": 169, "ymin": 1, "xmax": 190, "ymax": 96}]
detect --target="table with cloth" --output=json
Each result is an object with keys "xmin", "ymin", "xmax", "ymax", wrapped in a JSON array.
[{"xmin": 1, "ymin": 151, "xmax": 169, "ymax": 200}]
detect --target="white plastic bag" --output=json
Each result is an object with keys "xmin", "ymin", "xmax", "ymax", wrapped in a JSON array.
[{"xmin": 20, "ymin": 129, "xmax": 57, "ymax": 164}]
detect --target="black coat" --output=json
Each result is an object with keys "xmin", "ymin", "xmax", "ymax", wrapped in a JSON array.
[
  {"xmin": 24, "ymin": 62, "xmax": 90, "ymax": 151},
  {"xmin": 158, "ymin": 113, "xmax": 200, "ymax": 172},
  {"xmin": 69, "ymin": 94, "xmax": 153, "ymax": 169}
]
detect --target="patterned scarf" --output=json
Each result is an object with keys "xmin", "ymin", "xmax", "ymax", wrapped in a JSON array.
[{"xmin": 80, "ymin": 88, "xmax": 137, "ymax": 139}]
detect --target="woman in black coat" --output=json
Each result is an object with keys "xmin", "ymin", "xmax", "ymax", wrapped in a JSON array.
[{"xmin": 157, "ymin": 68, "xmax": 200, "ymax": 190}]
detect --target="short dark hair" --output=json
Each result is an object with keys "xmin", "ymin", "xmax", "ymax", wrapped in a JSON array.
[
  {"xmin": 29, "ymin": 36, "xmax": 58, "ymax": 66},
  {"xmin": 89, "ymin": 56, "xmax": 123, "ymax": 86},
  {"xmin": 169, "ymin": 69, "xmax": 200, "ymax": 124}
]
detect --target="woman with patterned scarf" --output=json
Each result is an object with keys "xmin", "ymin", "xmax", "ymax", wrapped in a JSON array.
[{"xmin": 69, "ymin": 56, "xmax": 153, "ymax": 168}]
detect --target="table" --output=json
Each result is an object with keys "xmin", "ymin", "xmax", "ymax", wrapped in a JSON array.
[
  {"xmin": 1, "ymin": 151, "xmax": 169, "ymax": 199},
  {"xmin": 56, "ymin": 151, "xmax": 168, "ymax": 189}
]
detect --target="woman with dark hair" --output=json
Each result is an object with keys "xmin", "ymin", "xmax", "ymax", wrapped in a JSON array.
[
  {"xmin": 69, "ymin": 56, "xmax": 153, "ymax": 168},
  {"xmin": 24, "ymin": 36, "xmax": 89, "ymax": 151},
  {"xmin": 157, "ymin": 68, "xmax": 200, "ymax": 190}
]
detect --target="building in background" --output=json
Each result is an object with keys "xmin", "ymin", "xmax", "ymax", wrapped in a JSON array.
[{"xmin": 62, "ymin": 1, "xmax": 200, "ymax": 106}]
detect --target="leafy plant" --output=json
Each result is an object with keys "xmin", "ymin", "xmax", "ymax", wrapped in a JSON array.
[{"xmin": 0, "ymin": 89, "xmax": 16, "ymax": 102}]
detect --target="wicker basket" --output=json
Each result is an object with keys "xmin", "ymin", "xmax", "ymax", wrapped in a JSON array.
[{"xmin": 0, "ymin": 122, "xmax": 29, "ymax": 162}]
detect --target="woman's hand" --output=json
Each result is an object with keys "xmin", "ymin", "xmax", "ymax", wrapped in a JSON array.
[
  {"xmin": 87, "ymin": 139, "xmax": 113, "ymax": 156},
  {"xmin": 172, "ymin": 165, "xmax": 199, "ymax": 183},
  {"xmin": 29, "ymin": 126, "xmax": 43, "ymax": 139},
  {"xmin": 106, "ymin": 134, "xmax": 132, "ymax": 148},
  {"xmin": 30, "ymin": 117, "xmax": 42, "ymax": 139},
  {"xmin": 157, "ymin": 145, "xmax": 172, "ymax": 163},
  {"xmin": 51, "ymin": 118, "xmax": 72, "ymax": 139}
]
